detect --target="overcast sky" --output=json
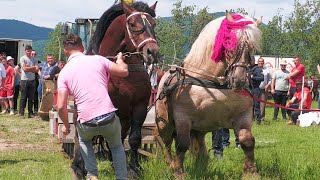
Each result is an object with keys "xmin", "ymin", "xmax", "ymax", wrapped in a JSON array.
[{"xmin": 0, "ymin": 0, "xmax": 303, "ymax": 28}]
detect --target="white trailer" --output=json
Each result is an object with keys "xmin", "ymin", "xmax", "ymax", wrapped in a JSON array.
[{"xmin": 0, "ymin": 38, "xmax": 32, "ymax": 65}]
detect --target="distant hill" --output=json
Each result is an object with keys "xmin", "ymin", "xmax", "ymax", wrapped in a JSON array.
[{"xmin": 0, "ymin": 19, "xmax": 53, "ymax": 41}]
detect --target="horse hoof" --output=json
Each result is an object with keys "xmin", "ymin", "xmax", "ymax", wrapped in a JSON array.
[
  {"xmin": 242, "ymin": 172, "xmax": 260, "ymax": 180},
  {"xmin": 173, "ymin": 170, "xmax": 186, "ymax": 180},
  {"xmin": 128, "ymin": 168, "xmax": 139, "ymax": 179},
  {"xmin": 128, "ymin": 164, "xmax": 141, "ymax": 178},
  {"xmin": 70, "ymin": 167, "xmax": 85, "ymax": 180}
]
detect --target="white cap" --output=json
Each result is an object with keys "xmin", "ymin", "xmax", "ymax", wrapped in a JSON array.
[{"xmin": 6, "ymin": 56, "xmax": 14, "ymax": 61}]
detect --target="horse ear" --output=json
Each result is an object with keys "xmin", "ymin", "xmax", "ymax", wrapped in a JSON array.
[
  {"xmin": 256, "ymin": 16, "xmax": 263, "ymax": 27},
  {"xmin": 150, "ymin": 1, "xmax": 158, "ymax": 11},
  {"xmin": 122, "ymin": 0, "xmax": 134, "ymax": 14},
  {"xmin": 225, "ymin": 10, "xmax": 235, "ymax": 22}
]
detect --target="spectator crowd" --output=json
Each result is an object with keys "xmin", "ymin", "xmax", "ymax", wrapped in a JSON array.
[
  {"xmin": 212, "ymin": 56, "xmax": 316, "ymax": 157},
  {"xmin": 0, "ymin": 45, "xmax": 65, "ymax": 118}
]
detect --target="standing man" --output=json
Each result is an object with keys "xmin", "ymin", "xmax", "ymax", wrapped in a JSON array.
[
  {"xmin": 258, "ymin": 57, "xmax": 272, "ymax": 120},
  {"xmin": 287, "ymin": 56, "xmax": 305, "ymax": 98},
  {"xmin": 271, "ymin": 59, "xmax": 290, "ymax": 120},
  {"xmin": 57, "ymin": 34, "xmax": 128, "ymax": 180},
  {"xmin": 14, "ymin": 64, "xmax": 21, "ymax": 114},
  {"xmin": 31, "ymin": 50, "xmax": 40, "ymax": 115},
  {"xmin": 48, "ymin": 60, "xmax": 66, "ymax": 80},
  {"xmin": 0, "ymin": 56, "xmax": 15, "ymax": 115},
  {"xmin": 38, "ymin": 54, "xmax": 56, "ymax": 102},
  {"xmin": 0, "ymin": 57, "xmax": 6, "ymax": 90},
  {"xmin": 20, "ymin": 45, "xmax": 39, "ymax": 119},
  {"xmin": 250, "ymin": 58, "xmax": 264, "ymax": 124}
]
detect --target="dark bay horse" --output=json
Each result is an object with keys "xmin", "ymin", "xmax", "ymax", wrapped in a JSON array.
[
  {"xmin": 156, "ymin": 12, "xmax": 262, "ymax": 178},
  {"xmin": 71, "ymin": 1, "xmax": 159, "ymax": 178}
]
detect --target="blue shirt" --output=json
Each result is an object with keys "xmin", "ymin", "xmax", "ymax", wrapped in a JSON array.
[{"xmin": 39, "ymin": 62, "xmax": 57, "ymax": 84}]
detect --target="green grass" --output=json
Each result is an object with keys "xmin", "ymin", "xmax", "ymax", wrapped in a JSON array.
[{"xmin": 1, "ymin": 101, "xmax": 320, "ymax": 179}]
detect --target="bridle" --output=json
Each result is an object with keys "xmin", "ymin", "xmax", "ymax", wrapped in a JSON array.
[
  {"xmin": 105, "ymin": 11, "xmax": 158, "ymax": 65},
  {"xmin": 125, "ymin": 12, "xmax": 157, "ymax": 51},
  {"xmin": 224, "ymin": 38, "xmax": 252, "ymax": 89}
]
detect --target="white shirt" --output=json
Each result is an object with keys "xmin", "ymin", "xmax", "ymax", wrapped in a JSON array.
[{"xmin": 0, "ymin": 63, "xmax": 6, "ymax": 82}]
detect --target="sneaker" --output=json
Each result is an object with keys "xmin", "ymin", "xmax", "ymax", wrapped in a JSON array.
[
  {"xmin": 272, "ymin": 117, "xmax": 278, "ymax": 120},
  {"xmin": 286, "ymin": 120, "xmax": 294, "ymax": 125},
  {"xmin": 0, "ymin": 110, "xmax": 7, "ymax": 114},
  {"xmin": 88, "ymin": 176, "xmax": 98, "ymax": 180},
  {"xmin": 9, "ymin": 110, "xmax": 14, "ymax": 115},
  {"xmin": 20, "ymin": 115, "xmax": 25, "ymax": 119},
  {"xmin": 28, "ymin": 114, "xmax": 35, "ymax": 118},
  {"xmin": 282, "ymin": 117, "xmax": 287, "ymax": 120}
]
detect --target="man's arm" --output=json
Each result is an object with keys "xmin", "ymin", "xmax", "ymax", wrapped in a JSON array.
[
  {"xmin": 21, "ymin": 63, "xmax": 38, "ymax": 72},
  {"xmin": 109, "ymin": 52, "xmax": 129, "ymax": 77},
  {"xmin": 0, "ymin": 78, "xmax": 5, "ymax": 89},
  {"xmin": 57, "ymin": 89, "xmax": 70, "ymax": 135},
  {"xmin": 11, "ymin": 70, "xmax": 15, "ymax": 90},
  {"xmin": 286, "ymin": 96, "xmax": 297, "ymax": 107},
  {"xmin": 15, "ymin": 66, "xmax": 21, "ymax": 77},
  {"xmin": 271, "ymin": 78, "xmax": 275, "ymax": 95},
  {"xmin": 287, "ymin": 69, "xmax": 301, "ymax": 79}
]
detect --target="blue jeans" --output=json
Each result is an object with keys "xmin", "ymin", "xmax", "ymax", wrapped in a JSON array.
[
  {"xmin": 212, "ymin": 128, "xmax": 240, "ymax": 154},
  {"xmin": 77, "ymin": 114, "xmax": 127, "ymax": 179},
  {"xmin": 252, "ymin": 87, "xmax": 262, "ymax": 120},
  {"xmin": 37, "ymin": 83, "xmax": 42, "ymax": 102}
]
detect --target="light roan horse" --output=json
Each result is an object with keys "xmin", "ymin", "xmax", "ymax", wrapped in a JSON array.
[
  {"xmin": 71, "ymin": 1, "xmax": 159, "ymax": 178},
  {"xmin": 156, "ymin": 12, "xmax": 262, "ymax": 177}
]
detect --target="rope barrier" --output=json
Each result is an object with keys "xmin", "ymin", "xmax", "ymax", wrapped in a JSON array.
[{"xmin": 235, "ymin": 90, "xmax": 320, "ymax": 112}]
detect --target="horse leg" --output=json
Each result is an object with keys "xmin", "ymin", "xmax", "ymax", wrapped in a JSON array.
[
  {"xmin": 71, "ymin": 129, "xmax": 87, "ymax": 180},
  {"xmin": 239, "ymin": 128, "xmax": 256, "ymax": 173},
  {"xmin": 190, "ymin": 130, "xmax": 208, "ymax": 162},
  {"xmin": 156, "ymin": 116, "xmax": 174, "ymax": 164},
  {"xmin": 128, "ymin": 103, "xmax": 147, "ymax": 175},
  {"xmin": 172, "ymin": 121, "xmax": 191, "ymax": 177}
]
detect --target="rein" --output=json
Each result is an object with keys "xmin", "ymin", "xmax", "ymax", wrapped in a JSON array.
[{"xmin": 105, "ymin": 51, "xmax": 142, "ymax": 60}]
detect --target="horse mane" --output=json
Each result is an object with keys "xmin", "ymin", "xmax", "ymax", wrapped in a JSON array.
[
  {"xmin": 184, "ymin": 14, "xmax": 262, "ymax": 67},
  {"xmin": 87, "ymin": 1, "xmax": 156, "ymax": 54}
]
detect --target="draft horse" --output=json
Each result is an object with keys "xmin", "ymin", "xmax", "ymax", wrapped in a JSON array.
[
  {"xmin": 156, "ymin": 12, "xmax": 262, "ymax": 177},
  {"xmin": 71, "ymin": 1, "xmax": 159, "ymax": 178}
]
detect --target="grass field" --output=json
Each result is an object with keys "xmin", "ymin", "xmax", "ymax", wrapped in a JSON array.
[{"xmin": 1, "ymin": 102, "xmax": 320, "ymax": 180}]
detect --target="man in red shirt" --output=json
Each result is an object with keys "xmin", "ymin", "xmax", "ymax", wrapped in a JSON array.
[
  {"xmin": 0, "ymin": 56, "xmax": 15, "ymax": 115},
  {"xmin": 286, "ymin": 79, "xmax": 312, "ymax": 125},
  {"xmin": 287, "ymin": 56, "xmax": 305, "ymax": 98}
]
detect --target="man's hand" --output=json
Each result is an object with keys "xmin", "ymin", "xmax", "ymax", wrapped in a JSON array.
[
  {"xmin": 44, "ymin": 75, "xmax": 50, "ymax": 80},
  {"xmin": 115, "ymin": 52, "xmax": 125, "ymax": 64},
  {"xmin": 286, "ymin": 74, "xmax": 291, "ymax": 80},
  {"xmin": 61, "ymin": 124, "xmax": 70, "ymax": 135},
  {"xmin": 271, "ymin": 89, "xmax": 275, "ymax": 95}
]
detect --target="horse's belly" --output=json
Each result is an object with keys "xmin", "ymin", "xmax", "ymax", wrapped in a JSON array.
[{"xmin": 172, "ymin": 86, "xmax": 253, "ymax": 131}]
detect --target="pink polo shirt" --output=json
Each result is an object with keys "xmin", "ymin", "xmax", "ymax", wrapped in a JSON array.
[{"xmin": 58, "ymin": 52, "xmax": 117, "ymax": 123}]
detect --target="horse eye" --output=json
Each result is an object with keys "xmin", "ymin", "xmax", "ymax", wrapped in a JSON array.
[{"xmin": 129, "ymin": 22, "xmax": 135, "ymax": 27}]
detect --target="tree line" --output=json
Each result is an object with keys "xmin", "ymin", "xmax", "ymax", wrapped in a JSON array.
[{"xmin": 44, "ymin": 0, "xmax": 319, "ymax": 75}]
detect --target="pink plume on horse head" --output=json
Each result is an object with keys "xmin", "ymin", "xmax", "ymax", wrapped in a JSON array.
[{"xmin": 211, "ymin": 14, "xmax": 254, "ymax": 63}]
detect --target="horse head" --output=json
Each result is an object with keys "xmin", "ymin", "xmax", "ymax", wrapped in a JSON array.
[
  {"xmin": 122, "ymin": 1, "xmax": 159, "ymax": 65},
  {"xmin": 223, "ymin": 11, "xmax": 262, "ymax": 90}
]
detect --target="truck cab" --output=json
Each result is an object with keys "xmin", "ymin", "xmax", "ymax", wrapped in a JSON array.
[{"xmin": 62, "ymin": 18, "xmax": 99, "ymax": 52}]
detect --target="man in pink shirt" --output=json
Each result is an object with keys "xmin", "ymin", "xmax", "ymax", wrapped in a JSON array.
[
  {"xmin": 57, "ymin": 34, "xmax": 128, "ymax": 180},
  {"xmin": 287, "ymin": 56, "xmax": 305, "ymax": 98}
]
